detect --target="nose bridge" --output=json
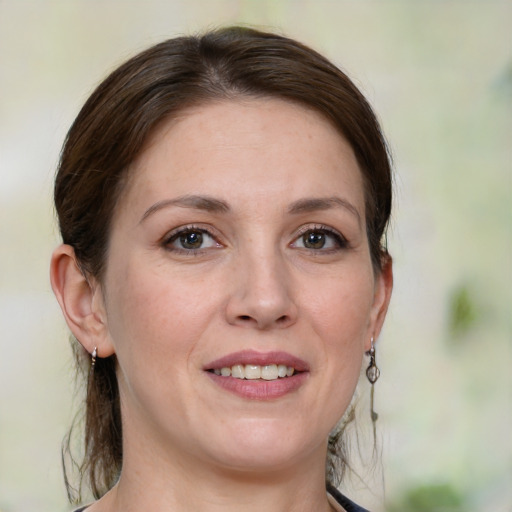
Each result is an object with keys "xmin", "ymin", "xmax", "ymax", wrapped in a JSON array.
[{"xmin": 226, "ymin": 240, "xmax": 297, "ymax": 329}]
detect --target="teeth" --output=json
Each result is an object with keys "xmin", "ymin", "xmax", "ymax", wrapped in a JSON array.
[
  {"xmin": 213, "ymin": 364, "xmax": 296, "ymax": 380},
  {"xmin": 277, "ymin": 364, "xmax": 288, "ymax": 378},
  {"xmin": 245, "ymin": 364, "xmax": 261, "ymax": 380},
  {"xmin": 261, "ymin": 364, "xmax": 278, "ymax": 380},
  {"xmin": 231, "ymin": 364, "xmax": 244, "ymax": 379},
  {"xmin": 220, "ymin": 367, "xmax": 231, "ymax": 377}
]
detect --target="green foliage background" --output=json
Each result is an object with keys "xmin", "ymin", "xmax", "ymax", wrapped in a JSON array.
[{"xmin": 0, "ymin": 1, "xmax": 510, "ymax": 511}]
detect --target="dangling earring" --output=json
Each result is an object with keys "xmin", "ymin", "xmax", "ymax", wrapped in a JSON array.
[
  {"xmin": 366, "ymin": 337, "xmax": 380, "ymax": 384},
  {"xmin": 91, "ymin": 347, "xmax": 97, "ymax": 372},
  {"xmin": 365, "ymin": 338, "xmax": 380, "ymax": 427}
]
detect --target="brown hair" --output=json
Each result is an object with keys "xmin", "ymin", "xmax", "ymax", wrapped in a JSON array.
[{"xmin": 55, "ymin": 26, "xmax": 392, "ymax": 502}]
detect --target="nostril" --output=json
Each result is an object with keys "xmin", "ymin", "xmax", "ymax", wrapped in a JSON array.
[
  {"xmin": 239, "ymin": 315, "xmax": 252, "ymax": 321},
  {"xmin": 276, "ymin": 315, "xmax": 289, "ymax": 324}
]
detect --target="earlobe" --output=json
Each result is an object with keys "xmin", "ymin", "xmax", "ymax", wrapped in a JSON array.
[
  {"xmin": 366, "ymin": 254, "xmax": 393, "ymax": 350},
  {"xmin": 50, "ymin": 244, "xmax": 115, "ymax": 357}
]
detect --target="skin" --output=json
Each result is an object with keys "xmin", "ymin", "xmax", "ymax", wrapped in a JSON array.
[{"xmin": 51, "ymin": 98, "xmax": 392, "ymax": 512}]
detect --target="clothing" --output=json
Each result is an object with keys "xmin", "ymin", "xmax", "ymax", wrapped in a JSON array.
[
  {"xmin": 73, "ymin": 487, "xmax": 369, "ymax": 512},
  {"xmin": 327, "ymin": 484, "xmax": 370, "ymax": 512}
]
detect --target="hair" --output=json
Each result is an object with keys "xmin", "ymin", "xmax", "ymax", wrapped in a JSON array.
[{"xmin": 55, "ymin": 26, "xmax": 392, "ymax": 502}]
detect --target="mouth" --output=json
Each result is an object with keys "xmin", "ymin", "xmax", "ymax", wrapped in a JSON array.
[{"xmin": 204, "ymin": 350, "xmax": 309, "ymax": 400}]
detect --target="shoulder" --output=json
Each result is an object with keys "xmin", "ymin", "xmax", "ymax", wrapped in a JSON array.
[{"xmin": 327, "ymin": 484, "xmax": 371, "ymax": 512}]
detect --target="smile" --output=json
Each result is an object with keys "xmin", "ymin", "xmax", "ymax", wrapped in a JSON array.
[
  {"xmin": 211, "ymin": 364, "xmax": 295, "ymax": 380},
  {"xmin": 204, "ymin": 350, "xmax": 309, "ymax": 400}
]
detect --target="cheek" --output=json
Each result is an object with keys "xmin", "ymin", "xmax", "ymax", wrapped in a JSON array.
[
  {"xmin": 306, "ymin": 271, "xmax": 375, "ymax": 342},
  {"xmin": 103, "ymin": 263, "xmax": 222, "ymax": 423},
  {"xmin": 104, "ymin": 262, "xmax": 217, "ymax": 373},
  {"xmin": 302, "ymin": 266, "xmax": 375, "ymax": 403}
]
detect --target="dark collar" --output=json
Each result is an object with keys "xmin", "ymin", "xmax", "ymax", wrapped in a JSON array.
[{"xmin": 327, "ymin": 484, "xmax": 371, "ymax": 512}]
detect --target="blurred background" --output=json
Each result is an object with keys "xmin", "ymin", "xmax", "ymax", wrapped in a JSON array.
[{"xmin": 0, "ymin": 1, "xmax": 510, "ymax": 511}]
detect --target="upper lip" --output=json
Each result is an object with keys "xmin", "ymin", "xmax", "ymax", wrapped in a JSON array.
[{"xmin": 204, "ymin": 350, "xmax": 309, "ymax": 372}]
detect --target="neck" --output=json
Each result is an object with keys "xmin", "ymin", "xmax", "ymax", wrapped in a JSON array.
[
  {"xmin": 109, "ymin": 467, "xmax": 333, "ymax": 512},
  {"xmin": 97, "ymin": 428, "xmax": 333, "ymax": 512}
]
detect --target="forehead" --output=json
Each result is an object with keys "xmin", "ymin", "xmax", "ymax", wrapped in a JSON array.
[{"xmin": 118, "ymin": 98, "xmax": 365, "ymax": 217}]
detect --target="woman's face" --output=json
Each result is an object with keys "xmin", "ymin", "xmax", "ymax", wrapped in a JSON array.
[{"xmin": 98, "ymin": 98, "xmax": 391, "ymax": 475}]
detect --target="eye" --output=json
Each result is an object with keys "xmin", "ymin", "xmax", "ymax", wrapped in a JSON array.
[
  {"xmin": 291, "ymin": 226, "xmax": 347, "ymax": 251},
  {"xmin": 302, "ymin": 231, "xmax": 328, "ymax": 249},
  {"xmin": 164, "ymin": 227, "xmax": 220, "ymax": 252}
]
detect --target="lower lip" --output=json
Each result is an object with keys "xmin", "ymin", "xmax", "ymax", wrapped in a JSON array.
[{"xmin": 206, "ymin": 372, "xmax": 308, "ymax": 400}]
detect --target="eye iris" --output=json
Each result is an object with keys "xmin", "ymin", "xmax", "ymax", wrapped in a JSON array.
[
  {"xmin": 180, "ymin": 231, "xmax": 203, "ymax": 249},
  {"xmin": 304, "ymin": 231, "xmax": 325, "ymax": 249}
]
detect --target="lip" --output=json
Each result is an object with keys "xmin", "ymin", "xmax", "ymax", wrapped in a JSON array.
[
  {"xmin": 204, "ymin": 350, "xmax": 309, "ymax": 400},
  {"xmin": 206, "ymin": 371, "xmax": 308, "ymax": 400},
  {"xmin": 204, "ymin": 350, "xmax": 310, "ymax": 372}
]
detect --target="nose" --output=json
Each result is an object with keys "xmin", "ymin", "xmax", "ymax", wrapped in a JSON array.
[{"xmin": 225, "ymin": 250, "xmax": 298, "ymax": 330}]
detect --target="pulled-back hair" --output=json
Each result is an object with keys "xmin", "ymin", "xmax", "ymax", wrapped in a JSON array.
[{"xmin": 55, "ymin": 26, "xmax": 392, "ymax": 502}]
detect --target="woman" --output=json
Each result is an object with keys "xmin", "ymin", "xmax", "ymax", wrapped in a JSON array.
[{"xmin": 50, "ymin": 26, "xmax": 393, "ymax": 512}]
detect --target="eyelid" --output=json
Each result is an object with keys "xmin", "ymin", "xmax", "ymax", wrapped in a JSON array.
[
  {"xmin": 162, "ymin": 224, "xmax": 223, "ymax": 252},
  {"xmin": 291, "ymin": 224, "xmax": 349, "ymax": 250}
]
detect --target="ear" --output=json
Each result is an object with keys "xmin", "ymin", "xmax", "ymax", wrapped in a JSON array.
[
  {"xmin": 365, "ymin": 254, "xmax": 393, "ymax": 351},
  {"xmin": 50, "ymin": 244, "xmax": 115, "ymax": 358}
]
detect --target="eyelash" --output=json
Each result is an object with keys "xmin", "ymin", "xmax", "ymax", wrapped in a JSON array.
[
  {"xmin": 162, "ymin": 225, "xmax": 222, "ymax": 255},
  {"xmin": 292, "ymin": 224, "xmax": 349, "ymax": 252},
  {"xmin": 162, "ymin": 223, "xmax": 349, "ymax": 255}
]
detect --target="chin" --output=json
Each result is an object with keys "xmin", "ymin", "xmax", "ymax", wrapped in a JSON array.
[{"xmin": 204, "ymin": 419, "xmax": 321, "ymax": 473}]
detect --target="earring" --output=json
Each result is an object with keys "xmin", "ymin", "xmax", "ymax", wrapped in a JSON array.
[
  {"xmin": 365, "ymin": 337, "xmax": 380, "ymax": 384},
  {"xmin": 366, "ymin": 338, "xmax": 380, "ymax": 426},
  {"xmin": 91, "ymin": 347, "xmax": 97, "ymax": 371}
]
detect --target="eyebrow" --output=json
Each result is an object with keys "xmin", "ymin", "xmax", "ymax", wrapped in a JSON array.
[
  {"xmin": 140, "ymin": 194, "xmax": 361, "ymax": 226},
  {"xmin": 288, "ymin": 197, "xmax": 362, "ymax": 226},
  {"xmin": 140, "ymin": 194, "xmax": 230, "ymax": 223}
]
